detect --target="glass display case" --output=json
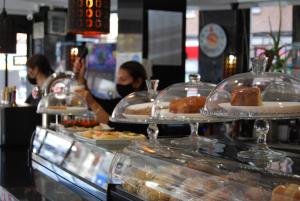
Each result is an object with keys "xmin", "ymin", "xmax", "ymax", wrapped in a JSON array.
[
  {"xmin": 110, "ymin": 141, "xmax": 300, "ymax": 201},
  {"xmin": 31, "ymin": 126, "xmax": 300, "ymax": 201},
  {"xmin": 203, "ymin": 56, "xmax": 300, "ymax": 165}
]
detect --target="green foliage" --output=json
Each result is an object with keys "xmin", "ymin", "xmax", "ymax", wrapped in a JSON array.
[{"xmin": 263, "ymin": 0, "xmax": 289, "ymax": 72}]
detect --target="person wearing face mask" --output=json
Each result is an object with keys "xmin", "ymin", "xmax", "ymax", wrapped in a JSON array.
[
  {"xmin": 25, "ymin": 54, "xmax": 54, "ymax": 105},
  {"xmin": 73, "ymin": 58, "xmax": 147, "ymax": 124}
]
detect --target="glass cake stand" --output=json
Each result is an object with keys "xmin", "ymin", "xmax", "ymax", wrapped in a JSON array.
[
  {"xmin": 37, "ymin": 91, "xmax": 88, "ymax": 129},
  {"xmin": 152, "ymin": 74, "xmax": 234, "ymax": 149},
  {"xmin": 111, "ymin": 80, "xmax": 162, "ymax": 142},
  {"xmin": 203, "ymin": 56, "xmax": 300, "ymax": 166}
]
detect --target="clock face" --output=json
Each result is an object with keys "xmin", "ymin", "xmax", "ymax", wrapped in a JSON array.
[{"xmin": 199, "ymin": 23, "xmax": 227, "ymax": 58}]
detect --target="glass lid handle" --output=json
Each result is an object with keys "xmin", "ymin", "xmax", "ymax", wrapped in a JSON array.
[
  {"xmin": 189, "ymin": 74, "xmax": 201, "ymax": 83},
  {"xmin": 251, "ymin": 56, "xmax": 268, "ymax": 74},
  {"xmin": 146, "ymin": 79, "xmax": 159, "ymax": 97}
]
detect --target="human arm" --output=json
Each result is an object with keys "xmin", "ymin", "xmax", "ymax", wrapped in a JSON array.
[
  {"xmin": 73, "ymin": 57, "xmax": 87, "ymax": 86},
  {"xmin": 75, "ymin": 89, "xmax": 110, "ymax": 124}
]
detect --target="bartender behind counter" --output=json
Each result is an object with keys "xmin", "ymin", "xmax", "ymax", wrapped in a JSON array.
[
  {"xmin": 73, "ymin": 57, "xmax": 147, "ymax": 124},
  {"xmin": 25, "ymin": 54, "xmax": 54, "ymax": 105}
]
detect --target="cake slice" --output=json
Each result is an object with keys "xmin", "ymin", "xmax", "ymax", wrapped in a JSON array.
[{"xmin": 231, "ymin": 87, "xmax": 262, "ymax": 106}]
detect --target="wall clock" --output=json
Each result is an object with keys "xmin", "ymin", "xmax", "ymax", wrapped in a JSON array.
[{"xmin": 199, "ymin": 23, "xmax": 227, "ymax": 58}]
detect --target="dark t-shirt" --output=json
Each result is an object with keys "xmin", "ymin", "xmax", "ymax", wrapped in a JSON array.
[
  {"xmin": 94, "ymin": 97, "xmax": 121, "ymax": 115},
  {"xmin": 25, "ymin": 94, "xmax": 40, "ymax": 106}
]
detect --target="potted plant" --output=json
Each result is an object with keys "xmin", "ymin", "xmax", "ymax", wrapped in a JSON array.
[{"xmin": 263, "ymin": 1, "xmax": 290, "ymax": 72}]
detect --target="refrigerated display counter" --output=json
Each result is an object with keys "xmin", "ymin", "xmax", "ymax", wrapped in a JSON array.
[{"xmin": 28, "ymin": 126, "xmax": 300, "ymax": 201}]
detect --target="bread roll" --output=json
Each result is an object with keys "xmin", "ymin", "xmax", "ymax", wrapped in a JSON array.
[
  {"xmin": 271, "ymin": 184, "xmax": 300, "ymax": 201},
  {"xmin": 123, "ymin": 178, "xmax": 141, "ymax": 194},
  {"xmin": 169, "ymin": 96, "xmax": 206, "ymax": 113},
  {"xmin": 137, "ymin": 182, "xmax": 170, "ymax": 201}
]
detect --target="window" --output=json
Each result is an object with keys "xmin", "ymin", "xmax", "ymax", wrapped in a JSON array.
[{"xmin": 0, "ymin": 33, "xmax": 29, "ymax": 104}]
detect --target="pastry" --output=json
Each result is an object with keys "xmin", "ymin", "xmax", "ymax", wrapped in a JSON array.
[
  {"xmin": 92, "ymin": 131, "xmax": 120, "ymax": 140},
  {"xmin": 271, "ymin": 184, "xmax": 300, "ymax": 201},
  {"xmin": 123, "ymin": 178, "xmax": 141, "ymax": 194},
  {"xmin": 169, "ymin": 96, "xmax": 206, "ymax": 113},
  {"xmin": 231, "ymin": 87, "xmax": 262, "ymax": 106},
  {"xmin": 47, "ymin": 105, "xmax": 67, "ymax": 110},
  {"xmin": 80, "ymin": 131, "xmax": 93, "ymax": 138},
  {"xmin": 134, "ymin": 170, "xmax": 156, "ymax": 181},
  {"xmin": 120, "ymin": 132, "xmax": 147, "ymax": 140},
  {"xmin": 137, "ymin": 181, "xmax": 170, "ymax": 201}
]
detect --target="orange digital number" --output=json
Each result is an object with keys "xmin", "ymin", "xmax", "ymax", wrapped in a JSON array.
[
  {"xmin": 95, "ymin": 10, "xmax": 101, "ymax": 18},
  {"xmin": 86, "ymin": 19, "xmax": 93, "ymax": 28},
  {"xmin": 79, "ymin": 9, "xmax": 84, "ymax": 17},
  {"xmin": 86, "ymin": 9, "xmax": 93, "ymax": 18},
  {"xmin": 86, "ymin": 0, "xmax": 93, "ymax": 8},
  {"xmin": 79, "ymin": 0, "xmax": 84, "ymax": 7},
  {"xmin": 95, "ymin": 19, "xmax": 101, "ymax": 28},
  {"xmin": 95, "ymin": 0, "xmax": 101, "ymax": 8}
]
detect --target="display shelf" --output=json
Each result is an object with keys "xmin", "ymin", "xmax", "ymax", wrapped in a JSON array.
[{"xmin": 31, "ymin": 127, "xmax": 300, "ymax": 201}]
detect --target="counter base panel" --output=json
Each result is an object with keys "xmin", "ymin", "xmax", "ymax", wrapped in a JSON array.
[{"xmin": 32, "ymin": 156, "xmax": 106, "ymax": 201}]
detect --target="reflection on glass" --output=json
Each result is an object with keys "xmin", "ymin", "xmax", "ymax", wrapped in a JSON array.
[
  {"xmin": 63, "ymin": 142, "xmax": 114, "ymax": 189},
  {"xmin": 32, "ymin": 127, "xmax": 47, "ymax": 154},
  {"xmin": 39, "ymin": 133, "xmax": 73, "ymax": 165}
]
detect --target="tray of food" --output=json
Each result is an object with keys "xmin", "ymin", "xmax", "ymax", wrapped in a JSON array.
[
  {"xmin": 74, "ymin": 130, "xmax": 147, "ymax": 146},
  {"xmin": 62, "ymin": 123, "xmax": 114, "ymax": 133}
]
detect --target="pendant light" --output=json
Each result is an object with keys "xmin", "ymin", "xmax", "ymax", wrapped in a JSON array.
[
  {"xmin": 0, "ymin": 0, "xmax": 16, "ymax": 53},
  {"xmin": 68, "ymin": 0, "xmax": 110, "ymax": 35}
]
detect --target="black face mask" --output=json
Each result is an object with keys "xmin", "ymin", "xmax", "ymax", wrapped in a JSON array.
[
  {"xmin": 116, "ymin": 84, "xmax": 134, "ymax": 98},
  {"xmin": 27, "ymin": 75, "xmax": 37, "ymax": 85}
]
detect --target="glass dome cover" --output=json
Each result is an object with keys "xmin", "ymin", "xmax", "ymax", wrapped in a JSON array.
[
  {"xmin": 152, "ymin": 74, "xmax": 227, "ymax": 123},
  {"xmin": 37, "ymin": 92, "xmax": 88, "ymax": 115},
  {"xmin": 203, "ymin": 57, "xmax": 300, "ymax": 119},
  {"xmin": 110, "ymin": 80, "xmax": 159, "ymax": 124}
]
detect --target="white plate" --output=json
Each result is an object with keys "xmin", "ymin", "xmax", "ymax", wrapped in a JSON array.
[
  {"xmin": 218, "ymin": 102, "xmax": 300, "ymax": 114},
  {"xmin": 122, "ymin": 113, "xmax": 149, "ymax": 120},
  {"xmin": 41, "ymin": 107, "xmax": 87, "ymax": 115},
  {"xmin": 125, "ymin": 102, "xmax": 153, "ymax": 110},
  {"xmin": 122, "ymin": 102, "xmax": 170, "ymax": 120},
  {"xmin": 159, "ymin": 109, "xmax": 226, "ymax": 122},
  {"xmin": 125, "ymin": 102, "xmax": 169, "ymax": 112}
]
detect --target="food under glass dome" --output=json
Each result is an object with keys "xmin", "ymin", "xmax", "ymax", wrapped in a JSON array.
[
  {"xmin": 152, "ymin": 74, "xmax": 231, "ymax": 147},
  {"xmin": 37, "ymin": 92, "xmax": 88, "ymax": 115},
  {"xmin": 203, "ymin": 56, "xmax": 300, "ymax": 165},
  {"xmin": 110, "ymin": 80, "xmax": 159, "ymax": 124}
]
